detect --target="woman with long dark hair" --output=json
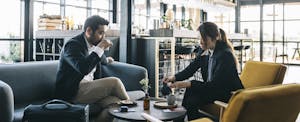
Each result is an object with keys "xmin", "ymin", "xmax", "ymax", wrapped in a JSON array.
[{"xmin": 163, "ymin": 22, "xmax": 244, "ymax": 120}]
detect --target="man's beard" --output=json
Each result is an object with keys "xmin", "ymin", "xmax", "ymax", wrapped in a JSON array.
[{"xmin": 89, "ymin": 36, "xmax": 100, "ymax": 46}]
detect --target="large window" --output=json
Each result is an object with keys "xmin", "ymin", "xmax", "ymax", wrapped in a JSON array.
[
  {"xmin": 149, "ymin": 0, "xmax": 161, "ymax": 30},
  {"xmin": 91, "ymin": 0, "xmax": 111, "ymax": 21},
  {"xmin": 33, "ymin": 0, "xmax": 114, "ymax": 33},
  {"xmin": 240, "ymin": 2, "xmax": 300, "ymax": 65},
  {"xmin": 34, "ymin": 0, "xmax": 60, "ymax": 34},
  {"xmin": 133, "ymin": 0, "xmax": 147, "ymax": 32},
  {"xmin": 0, "ymin": 0, "xmax": 23, "ymax": 38},
  {"xmin": 65, "ymin": 0, "xmax": 87, "ymax": 27},
  {"xmin": 207, "ymin": 8, "xmax": 235, "ymax": 34},
  {"xmin": 0, "ymin": 0, "xmax": 24, "ymax": 63},
  {"xmin": 241, "ymin": 5, "xmax": 260, "ymax": 21}
]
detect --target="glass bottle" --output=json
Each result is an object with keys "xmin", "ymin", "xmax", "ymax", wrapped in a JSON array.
[{"xmin": 143, "ymin": 93, "xmax": 150, "ymax": 110}]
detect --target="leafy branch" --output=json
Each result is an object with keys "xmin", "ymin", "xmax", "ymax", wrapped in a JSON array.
[{"xmin": 139, "ymin": 78, "xmax": 151, "ymax": 93}]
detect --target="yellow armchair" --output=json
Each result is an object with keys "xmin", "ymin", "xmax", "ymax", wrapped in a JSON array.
[
  {"xmin": 240, "ymin": 61, "xmax": 287, "ymax": 88},
  {"xmin": 200, "ymin": 61, "xmax": 287, "ymax": 118},
  {"xmin": 192, "ymin": 84, "xmax": 300, "ymax": 122}
]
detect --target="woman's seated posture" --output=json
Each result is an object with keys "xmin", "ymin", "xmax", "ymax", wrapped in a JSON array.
[{"xmin": 163, "ymin": 22, "xmax": 244, "ymax": 121}]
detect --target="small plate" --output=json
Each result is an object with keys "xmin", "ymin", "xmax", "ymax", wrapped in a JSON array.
[
  {"xmin": 153, "ymin": 101, "xmax": 177, "ymax": 109},
  {"xmin": 117, "ymin": 100, "xmax": 137, "ymax": 106}
]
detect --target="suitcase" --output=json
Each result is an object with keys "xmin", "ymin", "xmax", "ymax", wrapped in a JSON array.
[{"xmin": 23, "ymin": 99, "xmax": 89, "ymax": 122}]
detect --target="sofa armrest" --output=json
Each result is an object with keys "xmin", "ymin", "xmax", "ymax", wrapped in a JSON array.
[
  {"xmin": 0, "ymin": 80, "xmax": 14, "ymax": 122},
  {"xmin": 101, "ymin": 62, "xmax": 148, "ymax": 91}
]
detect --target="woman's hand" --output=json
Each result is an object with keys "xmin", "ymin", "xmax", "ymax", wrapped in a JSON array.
[
  {"xmin": 170, "ymin": 81, "xmax": 191, "ymax": 88},
  {"xmin": 106, "ymin": 57, "xmax": 114, "ymax": 64},
  {"xmin": 162, "ymin": 76, "xmax": 175, "ymax": 83}
]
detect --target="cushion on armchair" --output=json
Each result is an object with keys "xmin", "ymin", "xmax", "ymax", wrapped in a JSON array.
[{"xmin": 240, "ymin": 61, "xmax": 287, "ymax": 88}]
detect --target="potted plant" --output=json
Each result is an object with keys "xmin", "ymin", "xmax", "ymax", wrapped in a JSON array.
[
  {"xmin": 140, "ymin": 78, "xmax": 151, "ymax": 110},
  {"xmin": 139, "ymin": 78, "xmax": 150, "ymax": 94}
]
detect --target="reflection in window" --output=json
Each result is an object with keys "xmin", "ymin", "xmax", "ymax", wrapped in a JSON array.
[
  {"xmin": 207, "ymin": 9, "xmax": 235, "ymax": 34},
  {"xmin": 263, "ymin": 4, "xmax": 283, "ymax": 21},
  {"xmin": 241, "ymin": 5, "xmax": 260, "ymax": 21}
]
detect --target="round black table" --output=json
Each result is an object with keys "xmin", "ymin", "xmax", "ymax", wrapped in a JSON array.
[{"xmin": 109, "ymin": 100, "xmax": 186, "ymax": 121}]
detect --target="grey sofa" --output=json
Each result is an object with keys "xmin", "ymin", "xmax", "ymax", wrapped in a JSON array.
[{"xmin": 0, "ymin": 61, "xmax": 147, "ymax": 122}]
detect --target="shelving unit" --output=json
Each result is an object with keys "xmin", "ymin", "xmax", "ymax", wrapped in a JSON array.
[
  {"xmin": 131, "ymin": 29, "xmax": 200, "ymax": 98},
  {"xmin": 131, "ymin": 37, "xmax": 175, "ymax": 98},
  {"xmin": 35, "ymin": 38, "xmax": 64, "ymax": 61},
  {"xmin": 34, "ymin": 30, "xmax": 83, "ymax": 61},
  {"xmin": 34, "ymin": 30, "xmax": 120, "ymax": 61}
]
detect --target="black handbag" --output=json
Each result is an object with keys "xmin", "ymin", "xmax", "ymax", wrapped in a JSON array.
[{"xmin": 23, "ymin": 99, "xmax": 89, "ymax": 122}]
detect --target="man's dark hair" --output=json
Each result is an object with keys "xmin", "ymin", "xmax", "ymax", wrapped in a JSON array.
[{"xmin": 83, "ymin": 15, "xmax": 109, "ymax": 32}]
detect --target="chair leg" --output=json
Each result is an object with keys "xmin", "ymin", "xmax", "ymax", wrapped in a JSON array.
[
  {"xmin": 297, "ymin": 49, "xmax": 300, "ymax": 58},
  {"xmin": 292, "ymin": 49, "xmax": 297, "ymax": 59},
  {"xmin": 219, "ymin": 107, "xmax": 224, "ymax": 122}
]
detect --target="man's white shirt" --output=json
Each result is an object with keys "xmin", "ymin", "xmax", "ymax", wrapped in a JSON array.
[{"xmin": 83, "ymin": 37, "xmax": 104, "ymax": 81}]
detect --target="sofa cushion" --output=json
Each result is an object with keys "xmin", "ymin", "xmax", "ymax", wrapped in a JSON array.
[
  {"xmin": 13, "ymin": 108, "xmax": 24, "ymax": 122},
  {"xmin": 0, "ymin": 61, "xmax": 58, "ymax": 105}
]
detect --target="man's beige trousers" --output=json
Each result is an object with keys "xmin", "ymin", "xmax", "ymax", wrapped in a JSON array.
[{"xmin": 74, "ymin": 77, "xmax": 129, "ymax": 122}]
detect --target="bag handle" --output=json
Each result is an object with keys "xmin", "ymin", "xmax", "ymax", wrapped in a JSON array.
[{"xmin": 42, "ymin": 99, "xmax": 72, "ymax": 109}]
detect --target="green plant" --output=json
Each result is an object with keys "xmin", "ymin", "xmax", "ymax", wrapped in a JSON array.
[
  {"xmin": 139, "ymin": 78, "xmax": 150, "ymax": 93},
  {"xmin": 161, "ymin": 15, "xmax": 167, "ymax": 22},
  {"xmin": 186, "ymin": 19, "xmax": 193, "ymax": 30},
  {"xmin": 9, "ymin": 42, "xmax": 21, "ymax": 62}
]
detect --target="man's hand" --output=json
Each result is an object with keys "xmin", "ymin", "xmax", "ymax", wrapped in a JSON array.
[
  {"xmin": 170, "ymin": 81, "xmax": 191, "ymax": 88},
  {"xmin": 162, "ymin": 76, "xmax": 175, "ymax": 84},
  {"xmin": 106, "ymin": 57, "xmax": 114, "ymax": 64},
  {"xmin": 97, "ymin": 39, "xmax": 112, "ymax": 50}
]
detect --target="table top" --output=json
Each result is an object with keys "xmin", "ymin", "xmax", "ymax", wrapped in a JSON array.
[{"xmin": 109, "ymin": 100, "xmax": 186, "ymax": 121}]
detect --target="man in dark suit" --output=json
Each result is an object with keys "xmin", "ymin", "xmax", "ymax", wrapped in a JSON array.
[
  {"xmin": 163, "ymin": 22, "xmax": 244, "ymax": 121},
  {"xmin": 55, "ymin": 15, "xmax": 129, "ymax": 121}
]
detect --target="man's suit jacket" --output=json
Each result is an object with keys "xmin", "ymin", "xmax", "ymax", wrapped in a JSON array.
[
  {"xmin": 55, "ymin": 33, "xmax": 107, "ymax": 101},
  {"xmin": 175, "ymin": 42, "xmax": 244, "ymax": 102}
]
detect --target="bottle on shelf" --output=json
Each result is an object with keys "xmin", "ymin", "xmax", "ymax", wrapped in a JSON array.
[
  {"xmin": 69, "ymin": 16, "xmax": 74, "ymax": 30},
  {"xmin": 143, "ymin": 93, "xmax": 150, "ymax": 110},
  {"xmin": 61, "ymin": 17, "xmax": 67, "ymax": 31}
]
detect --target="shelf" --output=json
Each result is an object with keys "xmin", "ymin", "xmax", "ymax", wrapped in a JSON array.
[
  {"xmin": 36, "ymin": 29, "xmax": 120, "ymax": 38},
  {"xmin": 36, "ymin": 53, "xmax": 60, "ymax": 56},
  {"xmin": 149, "ymin": 29, "xmax": 199, "ymax": 38}
]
